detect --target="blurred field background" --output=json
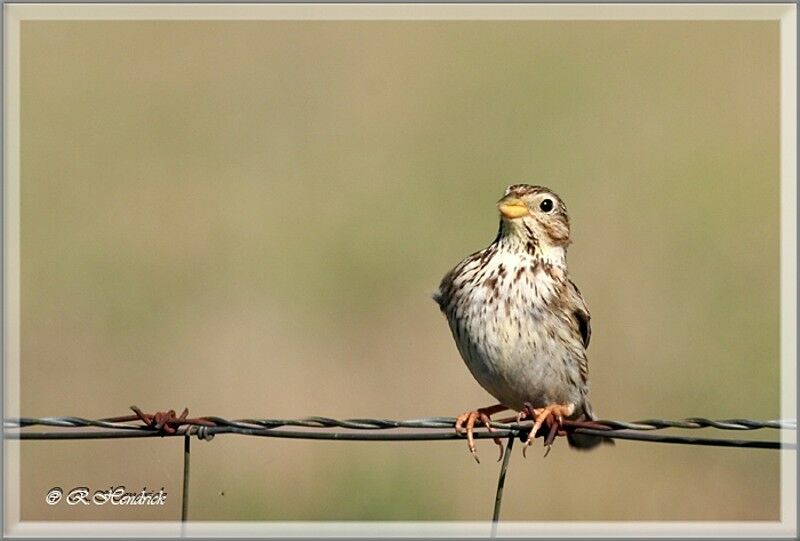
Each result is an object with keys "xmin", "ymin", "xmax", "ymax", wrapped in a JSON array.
[{"xmin": 19, "ymin": 20, "xmax": 780, "ymax": 521}]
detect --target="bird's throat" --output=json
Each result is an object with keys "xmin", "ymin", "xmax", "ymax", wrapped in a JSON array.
[{"xmin": 495, "ymin": 220, "xmax": 567, "ymax": 269}]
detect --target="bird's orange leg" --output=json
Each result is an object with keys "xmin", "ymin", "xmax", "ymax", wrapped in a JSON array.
[
  {"xmin": 516, "ymin": 403, "xmax": 575, "ymax": 457},
  {"xmin": 454, "ymin": 404, "xmax": 508, "ymax": 463}
]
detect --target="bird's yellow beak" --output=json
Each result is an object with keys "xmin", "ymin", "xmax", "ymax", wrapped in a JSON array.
[{"xmin": 497, "ymin": 196, "xmax": 529, "ymax": 219}]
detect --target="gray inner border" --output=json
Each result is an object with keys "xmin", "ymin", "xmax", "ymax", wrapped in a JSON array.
[{"xmin": 1, "ymin": 2, "xmax": 796, "ymax": 539}]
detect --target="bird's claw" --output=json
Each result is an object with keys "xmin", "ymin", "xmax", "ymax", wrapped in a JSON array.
[
  {"xmin": 454, "ymin": 405, "xmax": 507, "ymax": 464},
  {"xmin": 518, "ymin": 403, "xmax": 574, "ymax": 457}
]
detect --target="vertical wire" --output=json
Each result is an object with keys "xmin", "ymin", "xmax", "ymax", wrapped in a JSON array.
[
  {"xmin": 491, "ymin": 435, "xmax": 515, "ymax": 537},
  {"xmin": 181, "ymin": 434, "xmax": 191, "ymax": 533}
]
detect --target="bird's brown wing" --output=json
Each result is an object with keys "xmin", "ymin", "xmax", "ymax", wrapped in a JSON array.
[
  {"xmin": 567, "ymin": 279, "xmax": 591, "ymax": 349},
  {"xmin": 565, "ymin": 279, "xmax": 591, "ymax": 386}
]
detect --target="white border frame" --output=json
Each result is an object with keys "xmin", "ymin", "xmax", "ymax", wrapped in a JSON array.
[{"xmin": 3, "ymin": 3, "xmax": 796, "ymax": 538}]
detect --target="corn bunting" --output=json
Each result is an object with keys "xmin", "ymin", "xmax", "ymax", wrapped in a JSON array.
[{"xmin": 434, "ymin": 184, "xmax": 610, "ymax": 461}]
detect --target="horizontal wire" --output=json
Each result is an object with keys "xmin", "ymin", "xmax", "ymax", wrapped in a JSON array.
[
  {"xmin": 6, "ymin": 415, "xmax": 795, "ymax": 431},
  {"xmin": 3, "ymin": 413, "xmax": 796, "ymax": 449}
]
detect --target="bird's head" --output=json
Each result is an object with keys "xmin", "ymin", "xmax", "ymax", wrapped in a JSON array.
[{"xmin": 496, "ymin": 184, "xmax": 571, "ymax": 251}]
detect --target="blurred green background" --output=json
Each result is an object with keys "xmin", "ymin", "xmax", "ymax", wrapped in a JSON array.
[{"xmin": 20, "ymin": 20, "xmax": 780, "ymax": 521}]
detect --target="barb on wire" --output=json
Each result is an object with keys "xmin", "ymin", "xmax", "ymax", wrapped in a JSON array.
[
  {"xmin": 8, "ymin": 408, "xmax": 792, "ymax": 526},
  {"xmin": 3, "ymin": 406, "xmax": 795, "ymax": 450}
]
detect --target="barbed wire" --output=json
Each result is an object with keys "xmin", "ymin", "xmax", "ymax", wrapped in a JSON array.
[
  {"xmin": 6, "ymin": 407, "xmax": 795, "ymax": 527},
  {"xmin": 3, "ymin": 407, "xmax": 796, "ymax": 450}
]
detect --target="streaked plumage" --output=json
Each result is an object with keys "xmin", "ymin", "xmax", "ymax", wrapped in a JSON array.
[{"xmin": 434, "ymin": 184, "xmax": 607, "ymax": 457}]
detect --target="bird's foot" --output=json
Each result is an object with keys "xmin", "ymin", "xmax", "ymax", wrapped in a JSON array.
[
  {"xmin": 517, "ymin": 402, "xmax": 575, "ymax": 457},
  {"xmin": 454, "ymin": 404, "xmax": 508, "ymax": 464}
]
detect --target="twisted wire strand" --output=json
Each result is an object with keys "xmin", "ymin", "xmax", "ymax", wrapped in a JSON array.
[
  {"xmin": 5, "ymin": 415, "xmax": 795, "ymax": 431},
  {"xmin": 3, "ymin": 413, "xmax": 796, "ymax": 449},
  {"xmin": 11, "ymin": 412, "xmax": 791, "ymax": 528}
]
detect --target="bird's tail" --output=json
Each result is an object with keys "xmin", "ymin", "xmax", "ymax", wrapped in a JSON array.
[{"xmin": 566, "ymin": 408, "xmax": 615, "ymax": 450}]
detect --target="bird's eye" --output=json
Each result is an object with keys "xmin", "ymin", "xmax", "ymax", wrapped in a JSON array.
[{"xmin": 539, "ymin": 199, "xmax": 554, "ymax": 212}]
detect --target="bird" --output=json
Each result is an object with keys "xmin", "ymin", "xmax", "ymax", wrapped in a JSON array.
[{"xmin": 433, "ymin": 184, "xmax": 610, "ymax": 462}]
